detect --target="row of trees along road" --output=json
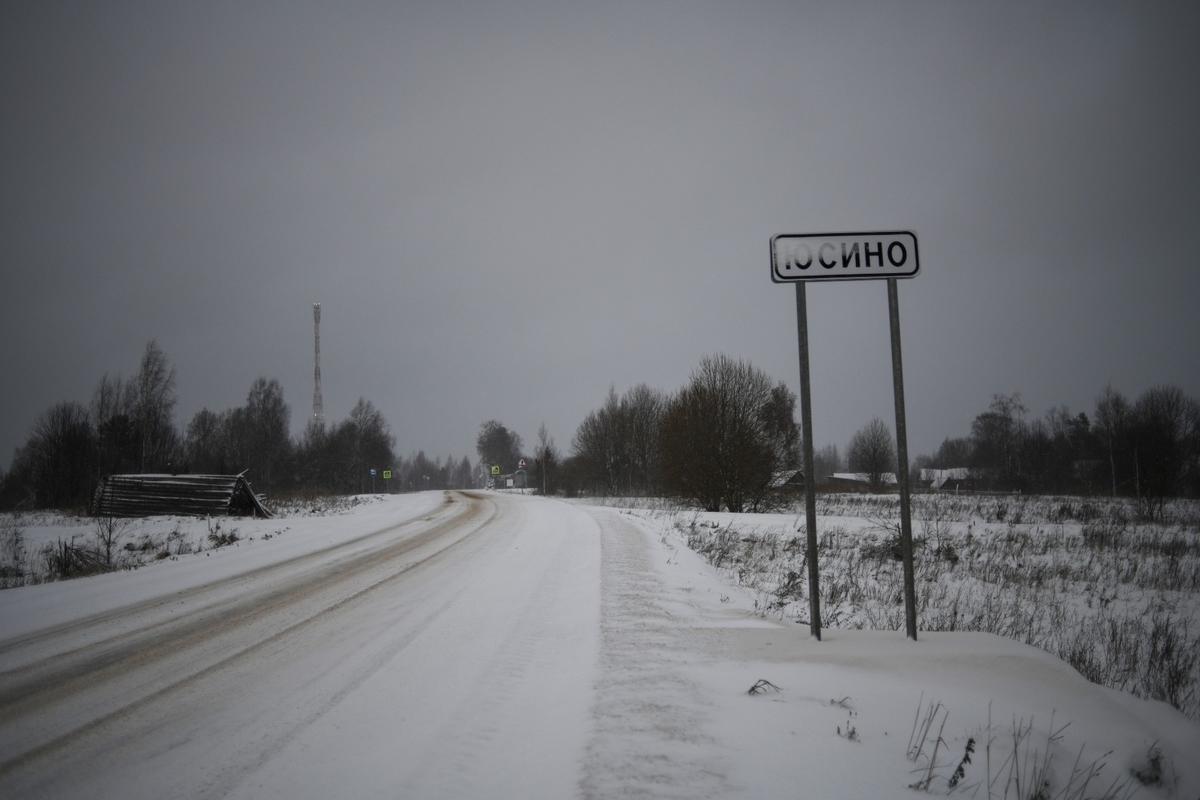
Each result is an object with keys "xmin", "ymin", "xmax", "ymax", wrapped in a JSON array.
[
  {"xmin": 473, "ymin": 420, "xmax": 564, "ymax": 495},
  {"xmin": 0, "ymin": 340, "xmax": 478, "ymax": 511},
  {"xmin": 6, "ymin": 342, "xmax": 1195, "ymax": 514},
  {"xmin": 570, "ymin": 384, "xmax": 667, "ymax": 496},
  {"xmin": 567, "ymin": 354, "xmax": 800, "ymax": 512},
  {"xmin": 833, "ymin": 387, "xmax": 1200, "ymax": 512},
  {"xmin": 4, "ymin": 341, "xmax": 180, "ymax": 509},
  {"xmin": 916, "ymin": 387, "xmax": 1200, "ymax": 514},
  {"xmin": 562, "ymin": 358, "xmax": 1198, "ymax": 513}
]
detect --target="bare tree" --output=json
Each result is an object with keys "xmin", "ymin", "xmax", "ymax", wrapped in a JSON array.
[
  {"xmin": 847, "ymin": 418, "xmax": 896, "ymax": 491},
  {"xmin": 659, "ymin": 355, "xmax": 791, "ymax": 512},
  {"xmin": 185, "ymin": 408, "xmax": 226, "ymax": 473},
  {"xmin": 534, "ymin": 422, "xmax": 559, "ymax": 495},
  {"xmin": 660, "ymin": 382, "xmax": 725, "ymax": 511},
  {"xmin": 347, "ymin": 398, "xmax": 395, "ymax": 493},
  {"xmin": 571, "ymin": 389, "xmax": 626, "ymax": 495},
  {"xmin": 571, "ymin": 384, "xmax": 668, "ymax": 496},
  {"xmin": 621, "ymin": 384, "xmax": 666, "ymax": 494},
  {"xmin": 970, "ymin": 393, "xmax": 1027, "ymax": 489},
  {"xmin": 476, "ymin": 420, "xmax": 522, "ymax": 475},
  {"xmin": 92, "ymin": 373, "xmax": 135, "ymax": 426},
  {"xmin": 761, "ymin": 383, "xmax": 801, "ymax": 469},
  {"xmin": 23, "ymin": 402, "xmax": 97, "ymax": 509},
  {"xmin": 133, "ymin": 340, "xmax": 178, "ymax": 472},
  {"xmin": 453, "ymin": 455, "xmax": 474, "ymax": 489},
  {"xmin": 1095, "ymin": 385, "xmax": 1131, "ymax": 497},
  {"xmin": 93, "ymin": 515, "xmax": 127, "ymax": 567},
  {"xmin": 92, "ymin": 372, "xmax": 137, "ymax": 478},
  {"xmin": 1130, "ymin": 385, "xmax": 1200, "ymax": 517},
  {"xmin": 244, "ymin": 377, "xmax": 291, "ymax": 494}
]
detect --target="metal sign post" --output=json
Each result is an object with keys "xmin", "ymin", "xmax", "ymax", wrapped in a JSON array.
[
  {"xmin": 771, "ymin": 231, "xmax": 920, "ymax": 641},
  {"xmin": 887, "ymin": 279, "xmax": 918, "ymax": 640},
  {"xmin": 794, "ymin": 282, "xmax": 822, "ymax": 640}
]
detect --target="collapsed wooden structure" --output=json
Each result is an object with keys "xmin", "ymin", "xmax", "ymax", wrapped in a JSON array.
[
  {"xmin": 767, "ymin": 469, "xmax": 805, "ymax": 493},
  {"xmin": 91, "ymin": 473, "xmax": 272, "ymax": 518}
]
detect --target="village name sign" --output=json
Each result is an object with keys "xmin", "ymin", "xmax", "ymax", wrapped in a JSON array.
[
  {"xmin": 770, "ymin": 229, "xmax": 920, "ymax": 643},
  {"xmin": 771, "ymin": 231, "xmax": 919, "ymax": 282}
]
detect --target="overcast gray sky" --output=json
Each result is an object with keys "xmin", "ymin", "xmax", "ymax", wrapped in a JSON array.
[{"xmin": 3, "ymin": 0, "xmax": 1198, "ymax": 470}]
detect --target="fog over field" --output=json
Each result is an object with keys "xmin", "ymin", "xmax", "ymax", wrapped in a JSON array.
[{"xmin": 2, "ymin": 0, "xmax": 1199, "ymax": 466}]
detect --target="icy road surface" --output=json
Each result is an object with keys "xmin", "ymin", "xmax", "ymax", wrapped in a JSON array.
[{"xmin": 2, "ymin": 491, "xmax": 1198, "ymax": 798}]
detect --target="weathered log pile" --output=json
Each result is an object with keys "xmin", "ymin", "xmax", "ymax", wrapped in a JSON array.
[{"xmin": 91, "ymin": 473, "xmax": 272, "ymax": 518}]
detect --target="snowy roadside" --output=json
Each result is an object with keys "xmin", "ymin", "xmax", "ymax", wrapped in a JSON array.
[
  {"xmin": 579, "ymin": 499, "xmax": 1200, "ymax": 798},
  {"xmin": 0, "ymin": 492, "xmax": 444, "ymax": 639},
  {"xmin": 3, "ymin": 490, "xmax": 1198, "ymax": 798},
  {"xmin": 582, "ymin": 495, "xmax": 1200, "ymax": 722}
]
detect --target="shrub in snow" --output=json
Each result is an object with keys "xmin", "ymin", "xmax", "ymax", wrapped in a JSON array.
[{"xmin": 0, "ymin": 515, "xmax": 28, "ymax": 586}]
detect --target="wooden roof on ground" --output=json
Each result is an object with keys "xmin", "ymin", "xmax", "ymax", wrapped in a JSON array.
[
  {"xmin": 768, "ymin": 469, "xmax": 804, "ymax": 489},
  {"xmin": 92, "ymin": 473, "xmax": 272, "ymax": 518}
]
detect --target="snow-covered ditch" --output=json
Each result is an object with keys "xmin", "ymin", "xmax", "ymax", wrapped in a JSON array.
[
  {"xmin": 584, "ymin": 494, "xmax": 1200, "ymax": 724},
  {"xmin": 0, "ymin": 494, "xmax": 400, "ymax": 589},
  {"xmin": 0, "ymin": 493, "xmax": 445, "ymax": 637}
]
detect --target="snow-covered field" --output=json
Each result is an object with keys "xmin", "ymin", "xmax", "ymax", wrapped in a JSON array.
[
  {"xmin": 2, "ymin": 491, "xmax": 1198, "ymax": 798},
  {"xmin": 586, "ymin": 494, "xmax": 1200, "ymax": 723}
]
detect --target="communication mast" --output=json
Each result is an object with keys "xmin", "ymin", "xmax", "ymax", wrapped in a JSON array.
[{"xmin": 312, "ymin": 302, "xmax": 324, "ymax": 425}]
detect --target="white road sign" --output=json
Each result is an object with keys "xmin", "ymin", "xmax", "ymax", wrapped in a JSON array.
[{"xmin": 771, "ymin": 231, "xmax": 919, "ymax": 283}]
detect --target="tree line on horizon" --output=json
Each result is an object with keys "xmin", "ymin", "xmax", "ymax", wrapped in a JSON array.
[
  {"xmin": 4, "ymin": 342, "xmax": 1197, "ymax": 515},
  {"xmin": 490, "ymin": 355, "xmax": 1199, "ymax": 515},
  {"xmin": 917, "ymin": 387, "xmax": 1200, "ymax": 513},
  {"xmin": 0, "ymin": 340, "xmax": 477, "ymax": 511}
]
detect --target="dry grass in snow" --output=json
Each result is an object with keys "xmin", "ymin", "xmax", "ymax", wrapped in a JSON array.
[
  {"xmin": 0, "ymin": 494, "xmax": 390, "ymax": 587},
  {"xmin": 614, "ymin": 493, "xmax": 1200, "ymax": 721}
]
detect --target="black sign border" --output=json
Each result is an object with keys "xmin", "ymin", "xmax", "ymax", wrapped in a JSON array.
[{"xmin": 770, "ymin": 230, "xmax": 920, "ymax": 283}]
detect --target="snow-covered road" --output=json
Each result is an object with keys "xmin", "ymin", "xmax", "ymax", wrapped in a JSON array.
[
  {"xmin": 1, "ymin": 492, "xmax": 600, "ymax": 798},
  {"xmin": 2, "ymin": 492, "xmax": 1198, "ymax": 798}
]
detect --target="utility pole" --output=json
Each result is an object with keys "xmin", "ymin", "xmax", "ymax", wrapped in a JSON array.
[{"xmin": 312, "ymin": 303, "xmax": 324, "ymax": 426}]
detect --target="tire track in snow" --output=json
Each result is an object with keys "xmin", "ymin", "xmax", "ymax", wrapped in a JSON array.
[
  {"xmin": 391, "ymin": 496, "xmax": 599, "ymax": 799},
  {"xmin": 581, "ymin": 508, "xmax": 732, "ymax": 799},
  {"xmin": 188, "ymin": 592, "xmax": 463, "ymax": 800},
  {"xmin": 0, "ymin": 493, "xmax": 455, "ymax": 662}
]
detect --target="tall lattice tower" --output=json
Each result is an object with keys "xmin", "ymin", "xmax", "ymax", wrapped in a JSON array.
[{"xmin": 312, "ymin": 303, "xmax": 324, "ymax": 425}]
